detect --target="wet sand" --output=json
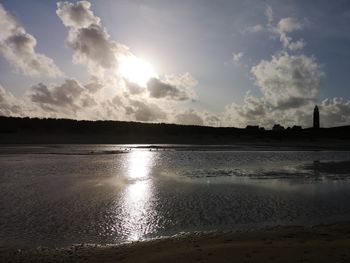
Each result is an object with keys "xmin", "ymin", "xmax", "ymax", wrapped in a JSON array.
[{"xmin": 2, "ymin": 223, "xmax": 350, "ymax": 263}]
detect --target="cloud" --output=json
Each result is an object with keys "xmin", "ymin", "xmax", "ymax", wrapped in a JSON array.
[
  {"xmin": 223, "ymin": 52, "xmax": 326, "ymax": 128},
  {"xmin": 127, "ymin": 99, "xmax": 167, "ymax": 122},
  {"xmin": 224, "ymin": 49, "xmax": 350, "ymax": 128},
  {"xmin": 277, "ymin": 17, "xmax": 303, "ymax": 33},
  {"xmin": 57, "ymin": 1, "xmax": 198, "ymax": 100},
  {"xmin": 265, "ymin": 5, "xmax": 274, "ymax": 24},
  {"xmin": 147, "ymin": 78, "xmax": 183, "ymax": 99},
  {"xmin": 164, "ymin": 72, "xmax": 198, "ymax": 88},
  {"xmin": 84, "ymin": 79, "xmax": 103, "ymax": 93},
  {"xmin": 251, "ymin": 52, "xmax": 323, "ymax": 108},
  {"xmin": 245, "ymin": 24, "xmax": 264, "ymax": 33},
  {"xmin": 174, "ymin": 109, "xmax": 221, "ymax": 126},
  {"xmin": 223, "ymin": 93, "xmax": 270, "ymax": 127},
  {"xmin": 55, "ymin": 0, "xmax": 197, "ymax": 122},
  {"xmin": 276, "ymin": 18, "xmax": 305, "ymax": 51},
  {"xmin": 230, "ymin": 6, "xmax": 350, "ymax": 128},
  {"xmin": 124, "ymin": 80, "xmax": 145, "ymax": 95},
  {"xmin": 247, "ymin": 5, "xmax": 305, "ymax": 51},
  {"xmin": 320, "ymin": 98, "xmax": 350, "ymax": 127},
  {"xmin": 56, "ymin": 1, "xmax": 100, "ymax": 28},
  {"xmin": 0, "ymin": 4, "xmax": 63, "ymax": 77},
  {"xmin": 147, "ymin": 73, "xmax": 197, "ymax": 101},
  {"xmin": 232, "ymin": 52, "xmax": 245, "ymax": 66},
  {"xmin": 0, "ymin": 85, "xmax": 23, "ymax": 116},
  {"xmin": 175, "ymin": 109, "xmax": 204, "ymax": 126},
  {"xmin": 56, "ymin": 1, "xmax": 129, "ymax": 78},
  {"xmin": 29, "ymin": 79, "xmax": 98, "ymax": 116},
  {"xmin": 123, "ymin": 72, "xmax": 198, "ymax": 101}
]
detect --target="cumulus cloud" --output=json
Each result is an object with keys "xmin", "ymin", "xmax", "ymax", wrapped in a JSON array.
[
  {"xmin": 0, "ymin": 85, "xmax": 23, "ymax": 116},
  {"xmin": 147, "ymin": 73, "xmax": 197, "ymax": 101},
  {"xmin": 272, "ymin": 13, "xmax": 305, "ymax": 51},
  {"xmin": 57, "ymin": 1, "xmax": 198, "ymax": 105},
  {"xmin": 147, "ymin": 78, "xmax": 176, "ymax": 99},
  {"xmin": 251, "ymin": 52, "xmax": 323, "ymax": 108},
  {"xmin": 246, "ymin": 5, "xmax": 305, "ymax": 51},
  {"xmin": 276, "ymin": 17, "xmax": 305, "ymax": 51},
  {"xmin": 232, "ymin": 52, "xmax": 245, "ymax": 66},
  {"xmin": 2, "ymin": 1, "xmax": 196, "ymax": 123},
  {"xmin": 226, "ymin": 5, "xmax": 350, "ymax": 128},
  {"xmin": 223, "ymin": 52, "xmax": 325, "ymax": 128},
  {"xmin": 123, "ymin": 72, "xmax": 198, "ymax": 101},
  {"xmin": 29, "ymin": 79, "xmax": 97, "ymax": 116},
  {"xmin": 126, "ymin": 99, "xmax": 167, "ymax": 122},
  {"xmin": 320, "ymin": 98, "xmax": 350, "ymax": 127},
  {"xmin": 245, "ymin": 24, "xmax": 264, "ymax": 33},
  {"xmin": 0, "ymin": 4, "xmax": 62, "ymax": 77},
  {"xmin": 223, "ymin": 49, "xmax": 350, "ymax": 128},
  {"xmin": 56, "ymin": 1, "xmax": 100, "ymax": 28},
  {"xmin": 174, "ymin": 109, "xmax": 221, "ymax": 126},
  {"xmin": 223, "ymin": 93, "xmax": 270, "ymax": 127},
  {"xmin": 56, "ymin": 1, "xmax": 129, "ymax": 78},
  {"xmin": 165, "ymin": 72, "xmax": 198, "ymax": 88},
  {"xmin": 175, "ymin": 109, "xmax": 204, "ymax": 126},
  {"xmin": 124, "ymin": 80, "xmax": 145, "ymax": 95},
  {"xmin": 277, "ymin": 17, "xmax": 303, "ymax": 33}
]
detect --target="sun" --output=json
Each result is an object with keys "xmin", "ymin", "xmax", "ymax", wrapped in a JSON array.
[{"xmin": 119, "ymin": 56, "xmax": 158, "ymax": 87}]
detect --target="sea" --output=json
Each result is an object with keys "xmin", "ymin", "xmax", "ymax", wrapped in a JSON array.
[{"xmin": 1, "ymin": 144, "xmax": 350, "ymax": 248}]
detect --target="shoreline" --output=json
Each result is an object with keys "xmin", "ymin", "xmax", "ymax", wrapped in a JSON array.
[
  {"xmin": 2, "ymin": 223, "xmax": 350, "ymax": 262},
  {"xmin": 2, "ymin": 141, "xmax": 350, "ymax": 151}
]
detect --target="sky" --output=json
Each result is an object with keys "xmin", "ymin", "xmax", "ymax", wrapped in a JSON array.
[{"xmin": 1, "ymin": 0, "xmax": 350, "ymax": 128}]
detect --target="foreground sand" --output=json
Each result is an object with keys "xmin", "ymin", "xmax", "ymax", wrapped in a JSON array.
[{"xmin": 2, "ymin": 223, "xmax": 350, "ymax": 263}]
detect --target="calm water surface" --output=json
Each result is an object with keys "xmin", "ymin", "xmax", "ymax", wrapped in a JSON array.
[{"xmin": 1, "ymin": 144, "xmax": 350, "ymax": 247}]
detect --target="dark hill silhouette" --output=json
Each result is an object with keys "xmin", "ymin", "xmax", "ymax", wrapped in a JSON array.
[{"xmin": 1, "ymin": 116, "xmax": 350, "ymax": 147}]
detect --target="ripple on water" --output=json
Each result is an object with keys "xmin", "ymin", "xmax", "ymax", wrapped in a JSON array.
[{"xmin": 1, "ymin": 146, "xmax": 350, "ymax": 247}]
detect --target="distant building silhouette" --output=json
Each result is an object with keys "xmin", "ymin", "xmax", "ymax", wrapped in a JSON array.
[{"xmin": 313, "ymin": 105, "xmax": 320, "ymax": 129}]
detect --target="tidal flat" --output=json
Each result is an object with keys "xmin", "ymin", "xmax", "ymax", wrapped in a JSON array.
[{"xmin": 1, "ymin": 145, "xmax": 350, "ymax": 261}]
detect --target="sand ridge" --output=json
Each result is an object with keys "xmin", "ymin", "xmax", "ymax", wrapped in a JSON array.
[{"xmin": 2, "ymin": 223, "xmax": 350, "ymax": 262}]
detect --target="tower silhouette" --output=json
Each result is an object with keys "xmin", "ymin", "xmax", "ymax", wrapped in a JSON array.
[{"xmin": 313, "ymin": 105, "xmax": 320, "ymax": 129}]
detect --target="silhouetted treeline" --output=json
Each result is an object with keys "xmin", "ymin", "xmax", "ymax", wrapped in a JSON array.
[{"xmin": 1, "ymin": 116, "xmax": 350, "ymax": 144}]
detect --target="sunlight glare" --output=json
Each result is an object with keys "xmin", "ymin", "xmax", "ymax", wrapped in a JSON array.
[
  {"xmin": 119, "ymin": 56, "xmax": 158, "ymax": 87},
  {"xmin": 119, "ymin": 150, "xmax": 157, "ymax": 241},
  {"xmin": 127, "ymin": 150, "xmax": 153, "ymax": 180}
]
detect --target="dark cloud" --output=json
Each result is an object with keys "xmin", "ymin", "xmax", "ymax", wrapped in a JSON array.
[
  {"xmin": 31, "ymin": 80, "xmax": 83, "ymax": 107},
  {"xmin": 29, "ymin": 79, "xmax": 97, "ymax": 115},
  {"xmin": 128, "ymin": 100, "xmax": 167, "ymax": 122},
  {"xmin": 124, "ymin": 80, "xmax": 145, "ymax": 95},
  {"xmin": 147, "ymin": 78, "xmax": 195, "ymax": 101},
  {"xmin": 67, "ymin": 24, "xmax": 121, "ymax": 70},
  {"xmin": 148, "ymin": 78, "xmax": 181, "ymax": 99},
  {"xmin": 275, "ymin": 97, "xmax": 316, "ymax": 110}
]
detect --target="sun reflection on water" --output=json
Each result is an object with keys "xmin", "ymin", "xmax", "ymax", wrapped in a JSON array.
[
  {"xmin": 128, "ymin": 150, "xmax": 153, "ymax": 180},
  {"xmin": 120, "ymin": 150, "xmax": 157, "ymax": 241}
]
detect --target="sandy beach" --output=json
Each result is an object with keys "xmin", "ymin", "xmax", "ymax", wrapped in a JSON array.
[{"xmin": 2, "ymin": 223, "xmax": 350, "ymax": 263}]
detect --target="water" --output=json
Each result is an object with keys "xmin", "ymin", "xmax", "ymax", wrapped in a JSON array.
[{"xmin": 1, "ymin": 144, "xmax": 350, "ymax": 248}]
